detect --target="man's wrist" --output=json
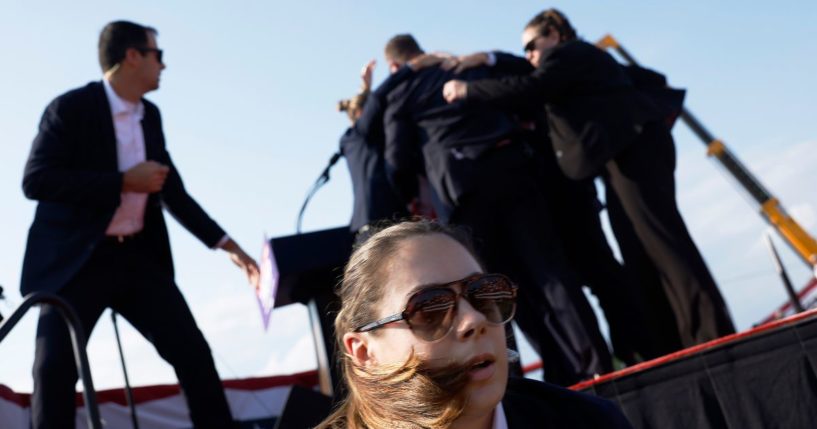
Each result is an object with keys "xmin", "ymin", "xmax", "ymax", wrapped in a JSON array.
[{"xmin": 215, "ymin": 235, "xmax": 231, "ymax": 250}]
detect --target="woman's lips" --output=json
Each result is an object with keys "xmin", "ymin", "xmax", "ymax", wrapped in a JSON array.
[
  {"xmin": 468, "ymin": 360, "xmax": 496, "ymax": 381},
  {"xmin": 466, "ymin": 354, "xmax": 497, "ymax": 381}
]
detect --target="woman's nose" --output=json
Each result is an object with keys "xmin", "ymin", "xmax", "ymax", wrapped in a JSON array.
[{"xmin": 455, "ymin": 297, "xmax": 488, "ymax": 339}]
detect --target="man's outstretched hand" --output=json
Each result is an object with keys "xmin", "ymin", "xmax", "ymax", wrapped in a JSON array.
[
  {"xmin": 221, "ymin": 238, "xmax": 260, "ymax": 289},
  {"xmin": 361, "ymin": 59, "xmax": 376, "ymax": 91}
]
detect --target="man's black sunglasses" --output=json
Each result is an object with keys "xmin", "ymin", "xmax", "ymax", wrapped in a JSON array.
[
  {"xmin": 137, "ymin": 47, "xmax": 163, "ymax": 64},
  {"xmin": 354, "ymin": 273, "xmax": 518, "ymax": 342},
  {"xmin": 523, "ymin": 37, "xmax": 541, "ymax": 53},
  {"xmin": 523, "ymin": 28, "xmax": 552, "ymax": 53}
]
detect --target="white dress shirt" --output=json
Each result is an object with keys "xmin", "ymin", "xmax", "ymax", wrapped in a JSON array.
[
  {"xmin": 103, "ymin": 78, "xmax": 149, "ymax": 237},
  {"xmin": 102, "ymin": 79, "xmax": 230, "ymax": 248}
]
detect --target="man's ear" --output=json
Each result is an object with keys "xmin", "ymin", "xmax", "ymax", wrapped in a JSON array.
[
  {"xmin": 344, "ymin": 332, "xmax": 376, "ymax": 367},
  {"xmin": 122, "ymin": 47, "xmax": 142, "ymax": 68}
]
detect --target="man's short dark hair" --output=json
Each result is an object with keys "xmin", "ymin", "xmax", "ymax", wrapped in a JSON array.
[
  {"xmin": 98, "ymin": 20, "xmax": 158, "ymax": 72},
  {"xmin": 384, "ymin": 34, "xmax": 424, "ymax": 63},
  {"xmin": 526, "ymin": 9, "xmax": 577, "ymax": 42}
]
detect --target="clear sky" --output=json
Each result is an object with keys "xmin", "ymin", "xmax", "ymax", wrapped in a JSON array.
[{"xmin": 1, "ymin": 0, "xmax": 816, "ymax": 392}]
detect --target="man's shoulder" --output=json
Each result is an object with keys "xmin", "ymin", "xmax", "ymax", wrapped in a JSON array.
[
  {"xmin": 558, "ymin": 40, "xmax": 619, "ymax": 66},
  {"xmin": 52, "ymin": 81, "xmax": 103, "ymax": 104},
  {"xmin": 384, "ymin": 66, "xmax": 453, "ymax": 105},
  {"xmin": 545, "ymin": 40, "xmax": 603, "ymax": 63},
  {"xmin": 44, "ymin": 81, "xmax": 103, "ymax": 116}
]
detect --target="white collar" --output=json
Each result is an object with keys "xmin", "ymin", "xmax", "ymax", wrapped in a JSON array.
[
  {"xmin": 492, "ymin": 402, "xmax": 508, "ymax": 429},
  {"xmin": 102, "ymin": 78, "xmax": 144, "ymax": 119}
]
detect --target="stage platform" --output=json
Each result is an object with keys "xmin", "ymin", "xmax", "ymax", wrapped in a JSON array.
[{"xmin": 571, "ymin": 306, "xmax": 817, "ymax": 429}]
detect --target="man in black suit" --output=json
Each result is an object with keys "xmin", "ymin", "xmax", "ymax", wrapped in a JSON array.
[
  {"xmin": 340, "ymin": 55, "xmax": 454, "ymax": 238},
  {"xmin": 21, "ymin": 21, "xmax": 259, "ymax": 428},
  {"xmin": 443, "ymin": 9, "xmax": 735, "ymax": 349},
  {"xmin": 381, "ymin": 34, "xmax": 613, "ymax": 386},
  {"xmin": 339, "ymin": 60, "xmax": 410, "ymax": 236},
  {"xmin": 441, "ymin": 50, "xmax": 662, "ymax": 363}
]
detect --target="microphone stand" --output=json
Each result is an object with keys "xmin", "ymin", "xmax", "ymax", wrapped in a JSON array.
[
  {"xmin": 294, "ymin": 151, "xmax": 343, "ymax": 396},
  {"xmin": 295, "ymin": 152, "xmax": 342, "ymax": 234}
]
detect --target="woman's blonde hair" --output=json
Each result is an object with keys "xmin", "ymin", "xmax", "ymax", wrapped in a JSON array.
[{"xmin": 317, "ymin": 220, "xmax": 484, "ymax": 429}]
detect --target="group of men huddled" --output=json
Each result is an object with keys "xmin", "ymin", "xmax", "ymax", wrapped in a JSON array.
[{"xmin": 338, "ymin": 8, "xmax": 735, "ymax": 386}]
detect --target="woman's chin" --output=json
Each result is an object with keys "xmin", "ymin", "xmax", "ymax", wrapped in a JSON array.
[{"xmin": 464, "ymin": 370, "xmax": 507, "ymax": 417}]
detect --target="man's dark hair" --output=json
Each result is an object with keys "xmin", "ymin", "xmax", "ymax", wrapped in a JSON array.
[
  {"xmin": 526, "ymin": 9, "xmax": 577, "ymax": 42},
  {"xmin": 98, "ymin": 20, "xmax": 158, "ymax": 72},
  {"xmin": 384, "ymin": 34, "xmax": 424, "ymax": 63}
]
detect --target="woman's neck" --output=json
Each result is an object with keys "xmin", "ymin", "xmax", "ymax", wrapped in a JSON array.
[{"xmin": 451, "ymin": 408, "xmax": 494, "ymax": 429}]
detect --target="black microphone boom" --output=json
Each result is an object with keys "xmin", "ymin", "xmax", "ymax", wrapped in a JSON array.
[{"xmin": 296, "ymin": 151, "xmax": 343, "ymax": 234}]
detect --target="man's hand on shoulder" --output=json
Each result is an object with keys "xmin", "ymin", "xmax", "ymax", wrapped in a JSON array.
[
  {"xmin": 408, "ymin": 52, "xmax": 451, "ymax": 71},
  {"xmin": 451, "ymin": 52, "xmax": 492, "ymax": 73},
  {"xmin": 220, "ymin": 238, "xmax": 261, "ymax": 289},
  {"xmin": 123, "ymin": 161, "xmax": 170, "ymax": 193}
]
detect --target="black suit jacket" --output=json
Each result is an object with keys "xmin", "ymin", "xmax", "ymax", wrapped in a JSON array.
[
  {"xmin": 21, "ymin": 81, "xmax": 225, "ymax": 295},
  {"xmin": 467, "ymin": 42, "xmax": 667, "ymax": 179},
  {"xmin": 503, "ymin": 377, "xmax": 633, "ymax": 428},
  {"xmin": 383, "ymin": 65, "xmax": 520, "ymax": 209},
  {"xmin": 341, "ymin": 67, "xmax": 413, "ymax": 232}
]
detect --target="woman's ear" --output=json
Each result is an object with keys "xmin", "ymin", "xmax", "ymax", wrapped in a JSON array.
[{"xmin": 344, "ymin": 332, "xmax": 377, "ymax": 367}]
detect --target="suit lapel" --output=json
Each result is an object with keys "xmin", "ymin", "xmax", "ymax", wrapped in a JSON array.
[
  {"xmin": 140, "ymin": 103, "xmax": 162, "ymax": 161},
  {"xmin": 93, "ymin": 81, "xmax": 119, "ymax": 170}
]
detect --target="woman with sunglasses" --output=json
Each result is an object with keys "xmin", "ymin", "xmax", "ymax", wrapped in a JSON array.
[{"xmin": 317, "ymin": 220, "xmax": 632, "ymax": 429}]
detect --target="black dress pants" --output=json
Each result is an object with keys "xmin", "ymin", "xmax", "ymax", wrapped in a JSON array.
[
  {"xmin": 603, "ymin": 121, "xmax": 735, "ymax": 347},
  {"xmin": 449, "ymin": 144, "xmax": 612, "ymax": 386},
  {"xmin": 546, "ymin": 172, "xmax": 660, "ymax": 363},
  {"xmin": 606, "ymin": 183, "xmax": 685, "ymax": 356},
  {"xmin": 31, "ymin": 236, "xmax": 234, "ymax": 429}
]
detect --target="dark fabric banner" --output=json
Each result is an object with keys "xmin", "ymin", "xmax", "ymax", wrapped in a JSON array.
[{"xmin": 579, "ymin": 311, "xmax": 817, "ymax": 429}]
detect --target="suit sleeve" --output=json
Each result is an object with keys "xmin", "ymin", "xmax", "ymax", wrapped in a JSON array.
[
  {"xmin": 150, "ymin": 109, "xmax": 227, "ymax": 248},
  {"xmin": 466, "ymin": 51, "xmax": 574, "ymax": 107},
  {"xmin": 383, "ymin": 95, "xmax": 420, "ymax": 203},
  {"xmin": 22, "ymin": 96, "xmax": 123, "ymax": 209}
]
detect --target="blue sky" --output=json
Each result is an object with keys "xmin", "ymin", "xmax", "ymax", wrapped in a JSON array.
[{"xmin": 1, "ymin": 1, "xmax": 816, "ymax": 392}]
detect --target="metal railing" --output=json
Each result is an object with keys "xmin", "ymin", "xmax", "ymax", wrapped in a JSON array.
[{"xmin": 0, "ymin": 292, "xmax": 102, "ymax": 429}]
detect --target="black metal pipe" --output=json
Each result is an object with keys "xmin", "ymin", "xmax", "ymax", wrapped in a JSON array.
[
  {"xmin": 710, "ymin": 146, "xmax": 773, "ymax": 204},
  {"xmin": 112, "ymin": 311, "xmax": 140, "ymax": 429},
  {"xmin": 765, "ymin": 234, "xmax": 805, "ymax": 313},
  {"xmin": 0, "ymin": 292, "xmax": 102, "ymax": 429}
]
